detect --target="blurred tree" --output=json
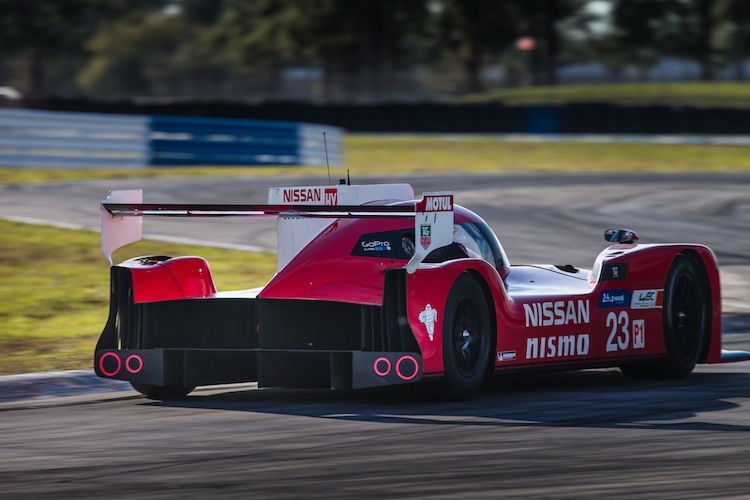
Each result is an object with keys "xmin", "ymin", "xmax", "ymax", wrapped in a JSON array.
[
  {"xmin": 171, "ymin": 0, "xmax": 230, "ymax": 96},
  {"xmin": 298, "ymin": 0, "xmax": 428, "ymax": 97},
  {"xmin": 436, "ymin": 0, "xmax": 585, "ymax": 91},
  {"xmin": 201, "ymin": 0, "xmax": 428, "ymax": 99},
  {"xmin": 437, "ymin": 0, "xmax": 518, "ymax": 92},
  {"xmin": 681, "ymin": 0, "xmax": 718, "ymax": 80},
  {"xmin": 707, "ymin": 0, "xmax": 750, "ymax": 81},
  {"xmin": 610, "ymin": 0, "xmax": 721, "ymax": 81},
  {"xmin": 723, "ymin": 0, "xmax": 750, "ymax": 80},
  {"xmin": 196, "ymin": 0, "xmax": 303, "ymax": 96},
  {"xmin": 609, "ymin": 0, "xmax": 678, "ymax": 78},
  {"xmin": 0, "ymin": 0, "xmax": 155, "ymax": 98},
  {"xmin": 513, "ymin": 0, "xmax": 585, "ymax": 86},
  {"xmin": 178, "ymin": 0, "xmax": 225, "ymax": 24},
  {"xmin": 78, "ymin": 10, "xmax": 198, "ymax": 96}
]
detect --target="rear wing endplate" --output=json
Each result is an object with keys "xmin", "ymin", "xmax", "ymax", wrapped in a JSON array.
[{"xmin": 101, "ymin": 189, "xmax": 454, "ymax": 273}]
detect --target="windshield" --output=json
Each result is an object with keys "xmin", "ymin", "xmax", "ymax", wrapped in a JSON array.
[{"xmin": 454, "ymin": 221, "xmax": 510, "ymax": 275}]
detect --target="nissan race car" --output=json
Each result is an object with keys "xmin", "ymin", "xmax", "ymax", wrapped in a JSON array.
[{"xmin": 95, "ymin": 183, "xmax": 750, "ymax": 400}]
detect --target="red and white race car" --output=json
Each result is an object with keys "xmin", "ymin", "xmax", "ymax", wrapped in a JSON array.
[{"xmin": 95, "ymin": 182, "xmax": 750, "ymax": 400}]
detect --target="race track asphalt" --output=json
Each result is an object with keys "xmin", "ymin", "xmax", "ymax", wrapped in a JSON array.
[{"xmin": 1, "ymin": 172, "xmax": 749, "ymax": 498}]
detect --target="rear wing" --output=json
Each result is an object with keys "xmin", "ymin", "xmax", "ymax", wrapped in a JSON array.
[{"xmin": 101, "ymin": 186, "xmax": 454, "ymax": 274}]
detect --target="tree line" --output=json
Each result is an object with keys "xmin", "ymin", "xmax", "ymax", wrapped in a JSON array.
[{"xmin": 1, "ymin": 0, "xmax": 748, "ymax": 101}]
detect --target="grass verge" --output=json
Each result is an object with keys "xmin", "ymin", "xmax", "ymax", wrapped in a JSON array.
[
  {"xmin": 3, "ymin": 135, "xmax": 750, "ymax": 184},
  {"xmin": 454, "ymin": 82, "xmax": 750, "ymax": 107},
  {"xmin": 0, "ymin": 219, "xmax": 276, "ymax": 375}
]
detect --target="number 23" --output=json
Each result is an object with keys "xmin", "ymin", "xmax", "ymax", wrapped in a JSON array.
[{"xmin": 606, "ymin": 311, "xmax": 630, "ymax": 352}]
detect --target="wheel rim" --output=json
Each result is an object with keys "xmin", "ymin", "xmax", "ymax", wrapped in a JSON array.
[
  {"xmin": 670, "ymin": 269, "xmax": 703, "ymax": 360},
  {"xmin": 452, "ymin": 297, "xmax": 483, "ymax": 376}
]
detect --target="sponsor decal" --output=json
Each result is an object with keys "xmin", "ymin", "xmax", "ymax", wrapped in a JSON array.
[
  {"xmin": 420, "ymin": 224, "xmax": 432, "ymax": 250},
  {"xmin": 606, "ymin": 310, "xmax": 630, "ymax": 352},
  {"xmin": 602, "ymin": 263, "xmax": 628, "ymax": 281},
  {"xmin": 351, "ymin": 230, "xmax": 412, "ymax": 258},
  {"xmin": 599, "ymin": 289, "xmax": 632, "ymax": 308},
  {"xmin": 605, "ymin": 311, "xmax": 645, "ymax": 351},
  {"xmin": 422, "ymin": 195, "xmax": 453, "ymax": 212},
  {"xmin": 418, "ymin": 304, "xmax": 438, "ymax": 341},
  {"xmin": 324, "ymin": 187, "xmax": 337, "ymax": 205},
  {"xmin": 632, "ymin": 319, "xmax": 645, "ymax": 349},
  {"xmin": 497, "ymin": 351, "xmax": 517, "ymax": 362},
  {"xmin": 283, "ymin": 188, "xmax": 321, "ymax": 203},
  {"xmin": 281, "ymin": 187, "xmax": 338, "ymax": 205},
  {"xmin": 631, "ymin": 289, "xmax": 663, "ymax": 309},
  {"xmin": 526, "ymin": 334, "xmax": 590, "ymax": 360},
  {"xmin": 523, "ymin": 300, "xmax": 590, "ymax": 328},
  {"xmin": 360, "ymin": 240, "xmax": 392, "ymax": 252}
]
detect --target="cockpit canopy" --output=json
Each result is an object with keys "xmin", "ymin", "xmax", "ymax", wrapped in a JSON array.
[{"xmin": 453, "ymin": 205, "xmax": 510, "ymax": 277}]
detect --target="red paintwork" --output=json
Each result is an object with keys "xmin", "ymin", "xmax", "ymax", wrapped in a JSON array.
[
  {"xmin": 259, "ymin": 205, "xmax": 489, "ymax": 303},
  {"xmin": 121, "ymin": 256, "xmax": 216, "ymax": 303},
  {"xmin": 260, "ymin": 218, "xmax": 409, "ymax": 304},
  {"xmin": 120, "ymin": 202, "xmax": 724, "ymax": 376}
]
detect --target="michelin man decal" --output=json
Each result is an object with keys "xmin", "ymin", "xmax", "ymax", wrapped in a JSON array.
[{"xmin": 418, "ymin": 304, "xmax": 438, "ymax": 341}]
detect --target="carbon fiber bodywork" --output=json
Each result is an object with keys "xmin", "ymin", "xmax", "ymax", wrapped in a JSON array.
[{"xmin": 95, "ymin": 266, "xmax": 422, "ymax": 390}]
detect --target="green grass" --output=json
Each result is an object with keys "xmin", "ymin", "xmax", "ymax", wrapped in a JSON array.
[
  {"xmin": 2, "ymin": 135, "xmax": 750, "ymax": 184},
  {"xmin": 346, "ymin": 136, "xmax": 750, "ymax": 172},
  {"xmin": 455, "ymin": 82, "xmax": 750, "ymax": 108},
  {"xmin": 0, "ymin": 220, "xmax": 276, "ymax": 375}
]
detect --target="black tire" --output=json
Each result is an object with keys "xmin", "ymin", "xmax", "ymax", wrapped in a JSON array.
[
  {"xmin": 439, "ymin": 273, "xmax": 492, "ymax": 400},
  {"xmin": 620, "ymin": 254, "xmax": 708, "ymax": 379},
  {"xmin": 131, "ymin": 382, "xmax": 195, "ymax": 400}
]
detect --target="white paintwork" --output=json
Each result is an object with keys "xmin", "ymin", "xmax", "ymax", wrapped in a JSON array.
[
  {"xmin": 267, "ymin": 183, "xmax": 413, "ymax": 205},
  {"xmin": 271, "ymin": 183, "xmax": 414, "ymax": 271},
  {"xmin": 406, "ymin": 192, "xmax": 454, "ymax": 274},
  {"xmin": 101, "ymin": 190, "xmax": 143, "ymax": 265},
  {"xmin": 99, "ymin": 184, "xmax": 458, "ymax": 275}
]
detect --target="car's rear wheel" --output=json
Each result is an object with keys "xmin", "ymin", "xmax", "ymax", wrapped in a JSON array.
[
  {"xmin": 440, "ymin": 273, "xmax": 492, "ymax": 400},
  {"xmin": 620, "ymin": 254, "xmax": 708, "ymax": 379},
  {"xmin": 131, "ymin": 382, "xmax": 195, "ymax": 400}
]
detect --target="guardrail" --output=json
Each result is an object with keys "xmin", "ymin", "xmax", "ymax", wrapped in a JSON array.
[
  {"xmin": 0, "ymin": 109, "xmax": 342, "ymax": 168},
  {"xmin": 0, "ymin": 109, "xmax": 149, "ymax": 168},
  {"xmin": 149, "ymin": 115, "xmax": 342, "ymax": 166}
]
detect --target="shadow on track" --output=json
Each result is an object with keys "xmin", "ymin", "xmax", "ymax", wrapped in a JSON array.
[{"xmin": 147, "ymin": 368, "xmax": 750, "ymax": 433}]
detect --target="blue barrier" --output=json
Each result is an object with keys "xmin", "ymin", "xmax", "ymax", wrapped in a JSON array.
[
  {"xmin": 148, "ymin": 115, "xmax": 342, "ymax": 166},
  {"xmin": 527, "ymin": 106, "xmax": 559, "ymax": 134},
  {"xmin": 0, "ymin": 109, "xmax": 343, "ymax": 168}
]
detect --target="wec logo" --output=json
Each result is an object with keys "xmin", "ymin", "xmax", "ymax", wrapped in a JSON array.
[{"xmin": 631, "ymin": 289, "xmax": 663, "ymax": 309}]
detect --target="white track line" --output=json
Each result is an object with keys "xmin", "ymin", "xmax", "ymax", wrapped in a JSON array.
[{"xmin": 1, "ymin": 215, "xmax": 272, "ymax": 253}]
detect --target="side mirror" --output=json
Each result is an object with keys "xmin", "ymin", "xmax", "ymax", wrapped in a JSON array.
[{"xmin": 604, "ymin": 228, "xmax": 639, "ymax": 244}]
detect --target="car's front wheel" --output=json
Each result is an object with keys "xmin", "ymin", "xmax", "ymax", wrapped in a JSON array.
[{"xmin": 621, "ymin": 254, "xmax": 708, "ymax": 379}]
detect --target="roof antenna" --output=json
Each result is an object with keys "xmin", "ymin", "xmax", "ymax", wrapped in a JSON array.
[
  {"xmin": 323, "ymin": 131, "xmax": 331, "ymax": 185},
  {"xmin": 347, "ymin": 168, "xmax": 351, "ymax": 185}
]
